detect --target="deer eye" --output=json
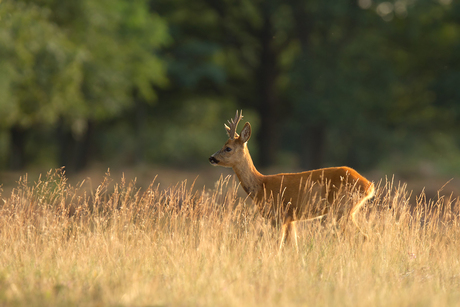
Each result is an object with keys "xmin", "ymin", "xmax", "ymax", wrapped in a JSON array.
[{"xmin": 225, "ymin": 147, "xmax": 232, "ymax": 152}]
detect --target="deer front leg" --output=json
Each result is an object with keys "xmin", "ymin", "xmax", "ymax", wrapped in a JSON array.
[{"xmin": 279, "ymin": 215, "xmax": 298, "ymax": 252}]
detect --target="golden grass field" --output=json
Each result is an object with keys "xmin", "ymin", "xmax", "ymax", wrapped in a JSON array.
[{"xmin": 1, "ymin": 168, "xmax": 460, "ymax": 306}]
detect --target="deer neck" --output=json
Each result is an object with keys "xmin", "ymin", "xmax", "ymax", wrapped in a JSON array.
[{"xmin": 232, "ymin": 145, "xmax": 263, "ymax": 197}]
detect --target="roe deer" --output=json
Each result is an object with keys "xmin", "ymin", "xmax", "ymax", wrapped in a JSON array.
[{"xmin": 209, "ymin": 110, "xmax": 374, "ymax": 248}]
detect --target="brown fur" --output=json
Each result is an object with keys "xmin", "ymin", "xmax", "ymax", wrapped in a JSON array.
[{"xmin": 210, "ymin": 112, "xmax": 374, "ymax": 248}]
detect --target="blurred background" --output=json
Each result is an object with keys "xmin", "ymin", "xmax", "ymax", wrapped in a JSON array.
[{"xmin": 0, "ymin": 0, "xmax": 459, "ymax": 197}]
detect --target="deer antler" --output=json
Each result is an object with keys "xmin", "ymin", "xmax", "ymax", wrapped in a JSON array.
[{"xmin": 225, "ymin": 110, "xmax": 243, "ymax": 139}]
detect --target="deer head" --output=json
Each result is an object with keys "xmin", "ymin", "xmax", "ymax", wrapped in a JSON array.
[{"xmin": 209, "ymin": 110, "xmax": 252, "ymax": 168}]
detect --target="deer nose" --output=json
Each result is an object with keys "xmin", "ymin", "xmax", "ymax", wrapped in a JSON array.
[{"xmin": 209, "ymin": 156, "xmax": 219, "ymax": 165}]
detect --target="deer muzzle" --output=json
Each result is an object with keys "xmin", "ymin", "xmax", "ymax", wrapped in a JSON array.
[{"xmin": 209, "ymin": 156, "xmax": 219, "ymax": 165}]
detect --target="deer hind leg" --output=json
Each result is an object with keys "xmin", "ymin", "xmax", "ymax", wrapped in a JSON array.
[
  {"xmin": 279, "ymin": 216, "xmax": 298, "ymax": 252},
  {"xmin": 349, "ymin": 183, "xmax": 375, "ymax": 240}
]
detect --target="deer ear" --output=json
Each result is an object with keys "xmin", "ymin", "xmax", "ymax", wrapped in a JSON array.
[{"xmin": 239, "ymin": 122, "xmax": 251, "ymax": 143}]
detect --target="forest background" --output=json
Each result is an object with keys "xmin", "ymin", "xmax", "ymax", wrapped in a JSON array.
[{"xmin": 1, "ymin": 0, "xmax": 459, "ymax": 196}]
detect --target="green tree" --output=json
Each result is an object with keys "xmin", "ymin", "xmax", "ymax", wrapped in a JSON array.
[
  {"xmin": 0, "ymin": 0, "xmax": 169, "ymax": 170},
  {"xmin": 154, "ymin": 0, "xmax": 298, "ymax": 167},
  {"xmin": 283, "ymin": 0, "xmax": 397, "ymax": 169},
  {"xmin": 280, "ymin": 0, "xmax": 460, "ymax": 170}
]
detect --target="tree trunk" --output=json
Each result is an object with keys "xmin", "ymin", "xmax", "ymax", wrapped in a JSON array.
[
  {"xmin": 255, "ymin": 5, "xmax": 279, "ymax": 168},
  {"xmin": 9, "ymin": 126, "xmax": 27, "ymax": 170},
  {"xmin": 74, "ymin": 120, "xmax": 94, "ymax": 171},
  {"xmin": 288, "ymin": 0, "xmax": 326, "ymax": 170},
  {"xmin": 57, "ymin": 118, "xmax": 73, "ymax": 169},
  {"xmin": 300, "ymin": 124, "xmax": 326, "ymax": 170},
  {"xmin": 134, "ymin": 97, "xmax": 147, "ymax": 164},
  {"xmin": 57, "ymin": 119, "xmax": 94, "ymax": 172}
]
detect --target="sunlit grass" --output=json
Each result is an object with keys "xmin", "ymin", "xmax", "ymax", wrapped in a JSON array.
[{"xmin": 0, "ymin": 169, "xmax": 460, "ymax": 306}]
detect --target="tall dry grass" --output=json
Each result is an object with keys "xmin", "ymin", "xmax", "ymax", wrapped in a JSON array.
[{"xmin": 0, "ymin": 168, "xmax": 460, "ymax": 306}]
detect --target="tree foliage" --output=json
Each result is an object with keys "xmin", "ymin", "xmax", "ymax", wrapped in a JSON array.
[{"xmin": 0, "ymin": 0, "xmax": 169, "ymax": 132}]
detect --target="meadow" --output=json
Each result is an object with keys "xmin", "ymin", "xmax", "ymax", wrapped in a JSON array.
[{"xmin": 1, "ymin": 168, "xmax": 460, "ymax": 306}]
